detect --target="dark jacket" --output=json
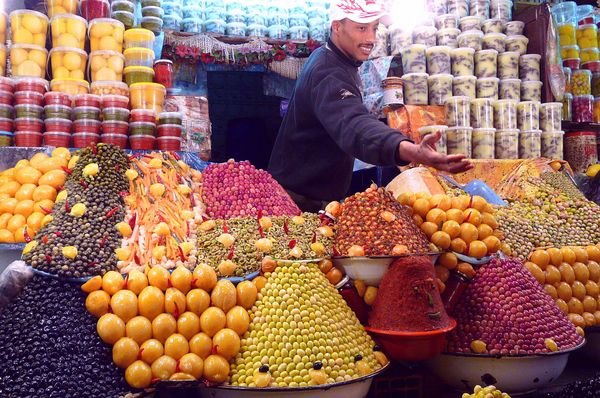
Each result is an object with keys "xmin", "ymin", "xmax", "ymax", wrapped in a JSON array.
[{"xmin": 268, "ymin": 39, "xmax": 411, "ymax": 202}]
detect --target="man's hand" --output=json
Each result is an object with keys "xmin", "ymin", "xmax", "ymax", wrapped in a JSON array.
[{"xmin": 399, "ymin": 131, "xmax": 474, "ymax": 174}]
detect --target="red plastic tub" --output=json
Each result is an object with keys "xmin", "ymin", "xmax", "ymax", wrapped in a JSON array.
[
  {"xmin": 15, "ymin": 131, "xmax": 43, "ymax": 147},
  {"xmin": 582, "ymin": 61, "xmax": 600, "ymax": 73},
  {"xmin": 0, "ymin": 91, "xmax": 14, "ymax": 105},
  {"xmin": 73, "ymin": 119, "xmax": 101, "ymax": 134},
  {"xmin": 44, "ymin": 132, "xmax": 71, "ymax": 147},
  {"xmin": 44, "ymin": 92, "xmax": 71, "ymax": 107},
  {"xmin": 0, "ymin": 117, "xmax": 14, "ymax": 132},
  {"xmin": 102, "ymin": 120, "xmax": 128, "ymax": 135},
  {"xmin": 73, "ymin": 133, "xmax": 100, "ymax": 148},
  {"xmin": 14, "ymin": 78, "xmax": 48, "ymax": 94},
  {"xmin": 157, "ymin": 136, "xmax": 181, "ymax": 150},
  {"xmin": 74, "ymin": 94, "xmax": 101, "ymax": 108},
  {"xmin": 44, "ymin": 118, "xmax": 72, "ymax": 133},
  {"xmin": 14, "ymin": 91, "xmax": 44, "ymax": 106},
  {"xmin": 15, "ymin": 118, "xmax": 43, "ymax": 132},
  {"xmin": 130, "ymin": 109, "xmax": 156, "ymax": 123},
  {"xmin": 129, "ymin": 134, "xmax": 155, "ymax": 150},
  {"xmin": 157, "ymin": 124, "xmax": 182, "ymax": 138},
  {"xmin": 101, "ymin": 94, "xmax": 129, "ymax": 109},
  {"xmin": 0, "ymin": 77, "xmax": 14, "ymax": 93},
  {"xmin": 563, "ymin": 58, "xmax": 581, "ymax": 70},
  {"xmin": 101, "ymin": 133, "xmax": 128, "ymax": 148}
]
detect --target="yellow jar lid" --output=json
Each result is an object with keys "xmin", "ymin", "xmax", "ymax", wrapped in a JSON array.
[
  {"xmin": 51, "ymin": 78, "xmax": 90, "ymax": 88},
  {"xmin": 130, "ymin": 82, "xmax": 165, "ymax": 91},
  {"xmin": 124, "ymin": 66, "xmax": 155, "ymax": 74},
  {"xmin": 124, "ymin": 28, "xmax": 155, "ymax": 42},
  {"xmin": 124, "ymin": 47, "xmax": 155, "ymax": 57}
]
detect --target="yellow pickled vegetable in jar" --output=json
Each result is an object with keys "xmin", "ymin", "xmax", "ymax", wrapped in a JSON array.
[
  {"xmin": 559, "ymin": 23, "xmax": 577, "ymax": 46},
  {"xmin": 89, "ymin": 50, "xmax": 125, "ymax": 81},
  {"xmin": 577, "ymin": 24, "xmax": 598, "ymax": 50},
  {"xmin": 51, "ymin": 14, "xmax": 87, "ymax": 50},
  {"xmin": 560, "ymin": 45, "xmax": 580, "ymax": 60},
  {"xmin": 49, "ymin": 47, "xmax": 87, "ymax": 80},
  {"xmin": 10, "ymin": 44, "xmax": 48, "ymax": 78},
  {"xmin": 47, "ymin": 0, "xmax": 78, "ymax": 18},
  {"xmin": 130, "ymin": 82, "xmax": 166, "ymax": 115},
  {"xmin": 89, "ymin": 18, "xmax": 125, "ymax": 52},
  {"xmin": 572, "ymin": 69, "xmax": 592, "ymax": 96},
  {"xmin": 0, "ymin": 45, "xmax": 6, "ymax": 76},
  {"xmin": 50, "ymin": 78, "xmax": 90, "ymax": 96},
  {"xmin": 9, "ymin": 10, "xmax": 49, "ymax": 46},
  {"xmin": 0, "ymin": 13, "xmax": 7, "ymax": 44},
  {"xmin": 581, "ymin": 48, "xmax": 599, "ymax": 63}
]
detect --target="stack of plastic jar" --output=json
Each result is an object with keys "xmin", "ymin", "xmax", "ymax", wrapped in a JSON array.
[
  {"xmin": 44, "ymin": 91, "xmax": 72, "ymax": 147},
  {"xmin": 111, "ymin": 0, "xmax": 135, "ymax": 29},
  {"xmin": 490, "ymin": 0, "xmax": 512, "ymax": 21},
  {"xmin": 81, "ymin": 0, "xmax": 110, "ymax": 21},
  {"xmin": 141, "ymin": 0, "xmax": 164, "ymax": 35},
  {"xmin": 163, "ymin": 0, "xmax": 183, "ymax": 31},
  {"xmin": 157, "ymin": 112, "xmax": 183, "ymax": 150},
  {"xmin": 10, "ymin": 11, "xmax": 49, "ymax": 79},
  {"xmin": 0, "ymin": 78, "xmax": 14, "ymax": 146},
  {"xmin": 100, "ymin": 93, "xmax": 129, "ymax": 148},
  {"xmin": 129, "ymin": 108, "xmax": 157, "ymax": 149},
  {"xmin": 70, "ymin": 94, "xmax": 101, "ymax": 146},
  {"xmin": 13, "ymin": 78, "xmax": 47, "ymax": 147},
  {"xmin": 540, "ymin": 102, "xmax": 564, "ymax": 159}
]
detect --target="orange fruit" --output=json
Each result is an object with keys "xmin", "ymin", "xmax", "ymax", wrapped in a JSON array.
[
  {"xmin": 442, "ymin": 220, "xmax": 461, "ymax": 239},
  {"xmin": 586, "ymin": 245, "xmax": 600, "ymax": 262},
  {"xmin": 14, "ymin": 159, "xmax": 29, "ymax": 169},
  {"xmin": 420, "ymin": 221, "xmax": 438, "ymax": 238},
  {"xmin": 463, "ymin": 208, "xmax": 481, "ymax": 226},
  {"xmin": 445, "ymin": 208, "xmax": 465, "ymax": 224},
  {"xmin": 431, "ymin": 231, "xmax": 451, "ymax": 250},
  {"xmin": 544, "ymin": 284, "xmax": 558, "ymax": 299},
  {"xmin": 555, "ymin": 298, "xmax": 569, "ymax": 315},
  {"xmin": 32, "ymin": 185, "xmax": 57, "ymax": 202},
  {"xmin": 27, "ymin": 212, "xmax": 45, "ymax": 231},
  {"xmin": 556, "ymin": 282, "xmax": 573, "ymax": 301},
  {"xmin": 0, "ymin": 213, "xmax": 11, "ymax": 229},
  {"xmin": 0, "ymin": 193, "xmax": 9, "ymax": 200},
  {"xmin": 397, "ymin": 192, "xmax": 415, "ymax": 206},
  {"xmin": 585, "ymin": 280, "xmax": 599, "ymax": 297},
  {"xmin": 0, "ymin": 197, "xmax": 18, "ymax": 214},
  {"xmin": 451, "ymin": 196, "xmax": 470, "ymax": 211},
  {"xmin": 529, "ymin": 250, "xmax": 550, "ymax": 269},
  {"xmin": 573, "ymin": 262, "xmax": 590, "ymax": 284},
  {"xmin": 545, "ymin": 265, "xmax": 561, "ymax": 285},
  {"xmin": 6, "ymin": 214, "xmax": 26, "ymax": 232},
  {"xmin": 29, "ymin": 152, "xmax": 49, "ymax": 170},
  {"xmin": 450, "ymin": 237, "xmax": 467, "ymax": 253},
  {"xmin": 0, "ymin": 176, "xmax": 11, "ymax": 185},
  {"xmin": 468, "ymin": 240, "xmax": 488, "ymax": 258},
  {"xmin": 435, "ymin": 265, "xmax": 450, "ymax": 282},
  {"xmin": 561, "ymin": 247, "xmax": 576, "ymax": 265},
  {"xmin": 34, "ymin": 199, "xmax": 55, "ymax": 214},
  {"xmin": 0, "ymin": 228, "xmax": 14, "ymax": 243},
  {"xmin": 14, "ymin": 166, "xmax": 42, "ymax": 185},
  {"xmin": 51, "ymin": 147, "xmax": 71, "ymax": 160},
  {"xmin": 568, "ymin": 297, "xmax": 584, "ymax": 314},
  {"xmin": 482, "ymin": 236, "xmax": 501, "ymax": 254},
  {"xmin": 37, "ymin": 157, "xmax": 67, "ymax": 174},
  {"xmin": 438, "ymin": 252, "xmax": 458, "ymax": 269},
  {"xmin": 13, "ymin": 226, "xmax": 28, "ymax": 243},
  {"xmin": 426, "ymin": 208, "xmax": 447, "ymax": 226},
  {"xmin": 0, "ymin": 181, "xmax": 20, "ymax": 196},
  {"xmin": 14, "ymin": 200, "xmax": 34, "ymax": 217},
  {"xmin": 14, "ymin": 183, "xmax": 36, "ymax": 201},
  {"xmin": 413, "ymin": 198, "xmax": 431, "ymax": 218},
  {"xmin": 524, "ymin": 262, "xmax": 545, "ymax": 284},
  {"xmin": 588, "ymin": 261, "xmax": 600, "ymax": 283},
  {"xmin": 480, "ymin": 212, "xmax": 498, "ymax": 229},
  {"xmin": 429, "ymin": 194, "xmax": 452, "ymax": 211},
  {"xmin": 559, "ymin": 263, "xmax": 576, "ymax": 284},
  {"xmin": 459, "ymin": 223, "xmax": 478, "ymax": 244},
  {"xmin": 573, "ymin": 247, "xmax": 589, "ymax": 263},
  {"xmin": 572, "ymin": 281, "xmax": 587, "ymax": 301},
  {"xmin": 547, "ymin": 248, "xmax": 563, "ymax": 267},
  {"xmin": 38, "ymin": 169, "xmax": 66, "ymax": 189},
  {"xmin": 1, "ymin": 167, "xmax": 14, "ymax": 178},
  {"xmin": 477, "ymin": 224, "xmax": 493, "ymax": 240}
]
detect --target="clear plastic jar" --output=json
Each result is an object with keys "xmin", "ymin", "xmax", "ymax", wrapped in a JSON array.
[
  {"xmin": 573, "ymin": 94, "xmax": 593, "ymax": 122},
  {"xmin": 558, "ymin": 22, "xmax": 577, "ymax": 46},
  {"xmin": 519, "ymin": 130, "xmax": 542, "ymax": 158},
  {"xmin": 470, "ymin": 0, "xmax": 490, "ymax": 19},
  {"xmin": 428, "ymin": 74, "xmax": 454, "ymax": 105},
  {"xmin": 402, "ymin": 73, "xmax": 429, "ymax": 105},
  {"xmin": 517, "ymin": 101, "xmax": 540, "ymax": 131},
  {"xmin": 413, "ymin": 26, "xmax": 437, "ymax": 47},
  {"xmin": 435, "ymin": 14, "xmax": 459, "ymax": 30},
  {"xmin": 182, "ymin": 18, "xmax": 203, "ymax": 33},
  {"xmin": 520, "ymin": 81, "xmax": 543, "ymax": 102},
  {"xmin": 470, "ymin": 98, "xmax": 494, "ymax": 128},
  {"xmin": 289, "ymin": 26, "xmax": 309, "ymax": 41},
  {"xmin": 89, "ymin": 50, "xmax": 125, "ymax": 81},
  {"xmin": 183, "ymin": 6, "xmax": 203, "ymax": 19},
  {"xmin": 477, "ymin": 77, "xmax": 499, "ymax": 100},
  {"xmin": 577, "ymin": 24, "xmax": 598, "ymax": 49},
  {"xmin": 505, "ymin": 35, "xmax": 529, "ymax": 55},
  {"xmin": 163, "ymin": 15, "xmax": 182, "ymax": 31},
  {"xmin": 490, "ymin": 0, "xmax": 512, "ymax": 21},
  {"xmin": 458, "ymin": 30, "xmax": 484, "ymax": 51},
  {"xmin": 472, "ymin": 128, "xmax": 496, "ymax": 159},
  {"xmin": 226, "ymin": 22, "xmax": 246, "ymax": 36},
  {"xmin": 482, "ymin": 33, "xmax": 506, "ymax": 52},
  {"xmin": 499, "ymin": 78, "xmax": 521, "ymax": 101},
  {"xmin": 495, "ymin": 129, "xmax": 519, "ymax": 159},
  {"xmin": 540, "ymin": 102, "xmax": 563, "ymax": 132},
  {"xmin": 450, "ymin": 47, "xmax": 475, "ymax": 77},
  {"xmin": 437, "ymin": 28, "xmax": 460, "ymax": 48},
  {"xmin": 10, "ymin": 10, "xmax": 49, "ymax": 46},
  {"xmin": 390, "ymin": 26, "xmax": 413, "ymax": 55},
  {"xmin": 562, "ymin": 93, "xmax": 573, "ymax": 121},
  {"xmin": 426, "ymin": 0, "xmax": 448, "ymax": 15},
  {"xmin": 288, "ymin": 13, "xmax": 308, "ymax": 28},
  {"xmin": 519, "ymin": 54, "xmax": 542, "ymax": 82},
  {"xmin": 447, "ymin": 0, "xmax": 469, "ymax": 18},
  {"xmin": 10, "ymin": 44, "xmax": 48, "ymax": 78},
  {"xmin": 459, "ymin": 16, "xmax": 482, "ymax": 32},
  {"xmin": 581, "ymin": 48, "xmax": 600, "ymax": 63},
  {"xmin": 541, "ymin": 131, "xmax": 564, "ymax": 159},
  {"xmin": 50, "ymin": 14, "xmax": 87, "ymax": 50},
  {"xmin": 268, "ymin": 25, "xmax": 289, "ymax": 40},
  {"xmin": 205, "ymin": 19, "xmax": 226, "ymax": 34},
  {"xmin": 445, "ymin": 95, "xmax": 471, "ymax": 127},
  {"xmin": 246, "ymin": 24, "xmax": 267, "ymax": 37},
  {"xmin": 505, "ymin": 21, "xmax": 525, "ymax": 36},
  {"xmin": 418, "ymin": 125, "xmax": 448, "ymax": 154},
  {"xmin": 482, "ymin": 18, "xmax": 504, "ymax": 34},
  {"xmin": 497, "ymin": 51, "xmax": 519, "ymax": 79},
  {"xmin": 560, "ymin": 45, "xmax": 580, "ymax": 60},
  {"xmin": 426, "ymin": 46, "xmax": 451, "ymax": 75},
  {"xmin": 563, "ymin": 57, "xmax": 580, "ymax": 70},
  {"xmin": 401, "ymin": 44, "xmax": 427, "ymax": 74},
  {"xmin": 474, "ymin": 49, "xmax": 498, "ymax": 78},
  {"xmin": 453, "ymin": 75, "xmax": 477, "ymax": 99},
  {"xmin": 447, "ymin": 126, "xmax": 473, "ymax": 157},
  {"xmin": 493, "ymin": 99, "xmax": 518, "ymax": 130},
  {"xmin": 564, "ymin": 67, "xmax": 572, "ymax": 94}
]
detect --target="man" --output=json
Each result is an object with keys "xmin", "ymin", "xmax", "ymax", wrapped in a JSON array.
[{"xmin": 268, "ymin": 0, "xmax": 473, "ymax": 212}]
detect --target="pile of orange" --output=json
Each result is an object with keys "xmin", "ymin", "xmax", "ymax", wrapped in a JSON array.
[
  {"xmin": 525, "ymin": 244, "xmax": 600, "ymax": 332},
  {"xmin": 398, "ymin": 193, "xmax": 506, "ymax": 293},
  {"xmin": 0, "ymin": 148, "xmax": 71, "ymax": 243}
]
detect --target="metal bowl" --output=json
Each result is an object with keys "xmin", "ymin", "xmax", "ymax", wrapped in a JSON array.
[
  {"xmin": 201, "ymin": 363, "xmax": 390, "ymax": 398},
  {"xmin": 332, "ymin": 253, "xmax": 439, "ymax": 286},
  {"xmin": 427, "ymin": 341, "xmax": 585, "ymax": 394}
]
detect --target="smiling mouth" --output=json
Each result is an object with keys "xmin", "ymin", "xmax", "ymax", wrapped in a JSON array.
[{"xmin": 359, "ymin": 45, "xmax": 373, "ymax": 54}]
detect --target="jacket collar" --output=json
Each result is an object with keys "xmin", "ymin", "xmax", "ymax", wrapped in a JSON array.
[{"xmin": 326, "ymin": 38, "xmax": 363, "ymax": 68}]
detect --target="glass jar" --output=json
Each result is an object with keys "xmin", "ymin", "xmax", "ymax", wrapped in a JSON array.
[
  {"xmin": 572, "ymin": 69, "xmax": 592, "ymax": 96},
  {"xmin": 154, "ymin": 60, "xmax": 173, "ymax": 89},
  {"xmin": 562, "ymin": 93, "xmax": 573, "ymax": 121},
  {"xmin": 573, "ymin": 94, "xmax": 593, "ymax": 122}
]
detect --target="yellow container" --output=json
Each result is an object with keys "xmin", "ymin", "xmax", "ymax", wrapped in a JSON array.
[
  {"xmin": 50, "ymin": 14, "xmax": 87, "ymax": 50},
  {"xmin": 89, "ymin": 50, "xmax": 125, "ymax": 81},
  {"xmin": 88, "ymin": 18, "xmax": 125, "ymax": 52},
  {"xmin": 560, "ymin": 45, "xmax": 580, "ymax": 60},
  {"xmin": 46, "ymin": 0, "xmax": 78, "ymax": 17},
  {"xmin": 576, "ymin": 24, "xmax": 598, "ymax": 50},
  {"xmin": 10, "ymin": 44, "xmax": 48, "ymax": 78},
  {"xmin": 49, "ymin": 47, "xmax": 87, "ymax": 80},
  {"xmin": 50, "ymin": 78, "xmax": 90, "ymax": 96},
  {"xmin": 124, "ymin": 28, "xmax": 155, "ymax": 49},
  {"xmin": 130, "ymin": 82, "xmax": 166, "ymax": 114},
  {"xmin": 9, "ymin": 10, "xmax": 49, "ymax": 46},
  {"xmin": 581, "ymin": 48, "xmax": 600, "ymax": 63},
  {"xmin": 0, "ymin": 45, "xmax": 6, "ymax": 76},
  {"xmin": 0, "ymin": 13, "xmax": 7, "ymax": 44},
  {"xmin": 123, "ymin": 47, "xmax": 155, "ymax": 67},
  {"xmin": 558, "ymin": 22, "xmax": 576, "ymax": 46}
]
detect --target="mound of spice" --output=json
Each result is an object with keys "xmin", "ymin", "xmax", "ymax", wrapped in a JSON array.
[
  {"xmin": 335, "ymin": 185, "xmax": 433, "ymax": 256},
  {"xmin": 202, "ymin": 160, "xmax": 300, "ymax": 219},
  {"xmin": 447, "ymin": 257, "xmax": 584, "ymax": 355},
  {"xmin": 196, "ymin": 213, "xmax": 333, "ymax": 277},
  {"xmin": 369, "ymin": 255, "xmax": 451, "ymax": 332}
]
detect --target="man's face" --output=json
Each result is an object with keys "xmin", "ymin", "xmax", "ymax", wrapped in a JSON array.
[{"xmin": 332, "ymin": 19, "xmax": 379, "ymax": 62}]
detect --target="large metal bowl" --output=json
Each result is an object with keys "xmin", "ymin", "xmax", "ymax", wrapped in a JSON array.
[
  {"xmin": 427, "ymin": 341, "xmax": 585, "ymax": 394},
  {"xmin": 200, "ymin": 363, "xmax": 389, "ymax": 398}
]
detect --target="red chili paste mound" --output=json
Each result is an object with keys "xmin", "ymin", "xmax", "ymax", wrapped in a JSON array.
[{"xmin": 369, "ymin": 256, "xmax": 451, "ymax": 332}]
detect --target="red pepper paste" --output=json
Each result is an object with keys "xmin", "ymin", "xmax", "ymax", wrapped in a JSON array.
[{"xmin": 369, "ymin": 256, "xmax": 451, "ymax": 332}]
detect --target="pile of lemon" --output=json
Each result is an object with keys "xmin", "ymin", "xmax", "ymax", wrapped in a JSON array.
[{"xmin": 0, "ymin": 148, "xmax": 73, "ymax": 243}]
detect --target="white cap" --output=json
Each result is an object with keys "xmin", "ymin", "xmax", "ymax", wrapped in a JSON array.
[{"xmin": 329, "ymin": 0, "xmax": 391, "ymax": 25}]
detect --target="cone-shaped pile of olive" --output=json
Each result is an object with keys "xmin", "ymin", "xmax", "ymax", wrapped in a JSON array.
[
  {"xmin": 0, "ymin": 275, "xmax": 131, "ymax": 397},
  {"xmin": 230, "ymin": 260, "xmax": 382, "ymax": 387},
  {"xmin": 22, "ymin": 144, "xmax": 129, "ymax": 277}
]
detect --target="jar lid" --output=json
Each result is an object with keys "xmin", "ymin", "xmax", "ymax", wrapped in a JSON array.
[
  {"xmin": 88, "ymin": 18, "xmax": 125, "ymax": 36},
  {"xmin": 124, "ymin": 47, "xmax": 155, "ymax": 57},
  {"xmin": 130, "ymin": 82, "xmax": 166, "ymax": 91},
  {"xmin": 90, "ymin": 50, "xmax": 126, "ymax": 59},
  {"xmin": 9, "ymin": 9, "xmax": 48, "ymax": 21},
  {"xmin": 154, "ymin": 59, "xmax": 173, "ymax": 66},
  {"xmin": 124, "ymin": 28, "xmax": 156, "ymax": 42},
  {"xmin": 124, "ymin": 66, "xmax": 156, "ymax": 74}
]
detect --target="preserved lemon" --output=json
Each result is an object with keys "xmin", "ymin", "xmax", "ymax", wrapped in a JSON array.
[
  {"xmin": 204, "ymin": 355, "xmax": 230, "ymax": 383},
  {"xmin": 236, "ymin": 281, "xmax": 257, "ymax": 309},
  {"xmin": 177, "ymin": 312, "xmax": 201, "ymax": 340},
  {"xmin": 102, "ymin": 270, "xmax": 124, "ymax": 295},
  {"xmin": 165, "ymin": 288, "xmax": 186, "ymax": 318},
  {"xmin": 211, "ymin": 280, "xmax": 236, "ymax": 312},
  {"xmin": 151, "ymin": 313, "xmax": 177, "ymax": 344},
  {"xmin": 138, "ymin": 286, "xmax": 164, "ymax": 321},
  {"xmin": 212, "ymin": 328, "xmax": 240, "ymax": 360},
  {"xmin": 186, "ymin": 289, "xmax": 210, "ymax": 316},
  {"xmin": 171, "ymin": 266, "xmax": 193, "ymax": 294},
  {"xmin": 125, "ymin": 360, "xmax": 152, "ymax": 389},
  {"xmin": 189, "ymin": 333, "xmax": 212, "ymax": 359},
  {"xmin": 164, "ymin": 333, "xmax": 189, "ymax": 360},
  {"xmin": 199, "ymin": 307, "xmax": 226, "ymax": 337},
  {"xmin": 179, "ymin": 353, "xmax": 204, "ymax": 379},
  {"xmin": 125, "ymin": 316, "xmax": 152, "ymax": 345},
  {"xmin": 193, "ymin": 263, "xmax": 217, "ymax": 291},
  {"xmin": 148, "ymin": 266, "xmax": 170, "ymax": 291},
  {"xmin": 140, "ymin": 339, "xmax": 164, "ymax": 365},
  {"xmin": 110, "ymin": 290, "xmax": 138, "ymax": 322},
  {"xmin": 226, "ymin": 306, "xmax": 250, "ymax": 336},
  {"xmin": 127, "ymin": 270, "xmax": 148, "ymax": 295},
  {"xmin": 85, "ymin": 290, "xmax": 110, "ymax": 318},
  {"xmin": 113, "ymin": 337, "xmax": 139, "ymax": 369},
  {"xmin": 97, "ymin": 313, "xmax": 125, "ymax": 345},
  {"xmin": 151, "ymin": 355, "xmax": 177, "ymax": 380}
]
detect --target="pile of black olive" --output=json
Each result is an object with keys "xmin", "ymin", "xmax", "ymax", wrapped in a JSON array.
[{"xmin": 22, "ymin": 144, "xmax": 129, "ymax": 278}]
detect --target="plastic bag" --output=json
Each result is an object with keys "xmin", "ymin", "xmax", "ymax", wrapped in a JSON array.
[
  {"xmin": 547, "ymin": 10, "xmax": 566, "ymax": 101},
  {"xmin": 0, "ymin": 261, "xmax": 34, "ymax": 314}
]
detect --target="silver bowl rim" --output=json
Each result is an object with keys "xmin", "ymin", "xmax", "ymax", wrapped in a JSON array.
[{"xmin": 440, "ymin": 339, "xmax": 586, "ymax": 359}]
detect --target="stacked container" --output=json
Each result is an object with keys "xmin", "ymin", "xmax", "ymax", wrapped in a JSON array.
[
  {"xmin": 157, "ymin": 112, "xmax": 183, "ymax": 150},
  {"xmin": 9, "ymin": 11, "xmax": 49, "ymax": 79},
  {"xmin": 100, "ymin": 93, "xmax": 129, "ymax": 148},
  {"xmin": 111, "ymin": 0, "xmax": 136, "ymax": 29},
  {"xmin": 129, "ymin": 108, "xmax": 156, "ymax": 149},
  {"xmin": 0, "ymin": 77, "xmax": 14, "ymax": 146},
  {"xmin": 14, "ymin": 78, "xmax": 47, "ymax": 147},
  {"xmin": 141, "ymin": 0, "xmax": 164, "ymax": 35},
  {"xmin": 44, "ymin": 91, "xmax": 72, "ymax": 147},
  {"xmin": 72, "ymin": 94, "xmax": 101, "ymax": 147}
]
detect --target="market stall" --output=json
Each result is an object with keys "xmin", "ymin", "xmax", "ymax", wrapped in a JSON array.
[{"xmin": 1, "ymin": 0, "xmax": 600, "ymax": 397}]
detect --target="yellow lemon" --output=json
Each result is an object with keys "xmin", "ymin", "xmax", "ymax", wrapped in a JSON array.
[
  {"xmin": 91, "ymin": 23, "xmax": 112, "ymax": 39},
  {"xmin": 52, "ymin": 5, "xmax": 68, "ymax": 15},
  {"xmin": 52, "ymin": 18, "xmax": 67, "ymax": 34},
  {"xmin": 63, "ymin": 52, "xmax": 82, "ymax": 71},
  {"xmin": 29, "ymin": 153, "xmax": 49, "ymax": 170},
  {"xmin": 99, "ymin": 36, "xmax": 118, "ymax": 51},
  {"xmin": 22, "ymin": 14, "xmax": 44, "ymax": 34},
  {"xmin": 32, "ymin": 33, "xmax": 46, "ymax": 47},
  {"xmin": 90, "ymin": 55, "xmax": 107, "ymax": 72},
  {"xmin": 28, "ymin": 50, "xmax": 47, "ymax": 67},
  {"xmin": 15, "ymin": 183, "xmax": 36, "ymax": 201},
  {"xmin": 108, "ymin": 55, "xmax": 124, "ymax": 71},
  {"xmin": 11, "ymin": 48, "xmax": 28, "ymax": 65},
  {"xmin": 57, "ymin": 33, "xmax": 78, "ymax": 47},
  {"xmin": 54, "ymin": 66, "xmax": 70, "ymax": 79},
  {"xmin": 15, "ymin": 160, "xmax": 30, "ymax": 169},
  {"xmin": 586, "ymin": 164, "xmax": 600, "ymax": 178},
  {"xmin": 67, "ymin": 18, "xmax": 85, "ymax": 40},
  {"xmin": 38, "ymin": 157, "xmax": 67, "ymax": 174},
  {"xmin": 51, "ymin": 55, "xmax": 63, "ymax": 69},
  {"xmin": 52, "ymin": 147, "xmax": 71, "ymax": 160},
  {"xmin": 17, "ymin": 60, "xmax": 42, "ymax": 77},
  {"xmin": 113, "ymin": 27, "xmax": 124, "ymax": 42},
  {"xmin": 90, "ymin": 37, "xmax": 100, "ymax": 51},
  {"xmin": 13, "ymin": 29, "xmax": 33, "ymax": 44},
  {"xmin": 0, "ymin": 229, "xmax": 14, "ymax": 243},
  {"xmin": 95, "ymin": 67, "xmax": 117, "ymax": 81},
  {"xmin": 70, "ymin": 69, "xmax": 84, "ymax": 80}
]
